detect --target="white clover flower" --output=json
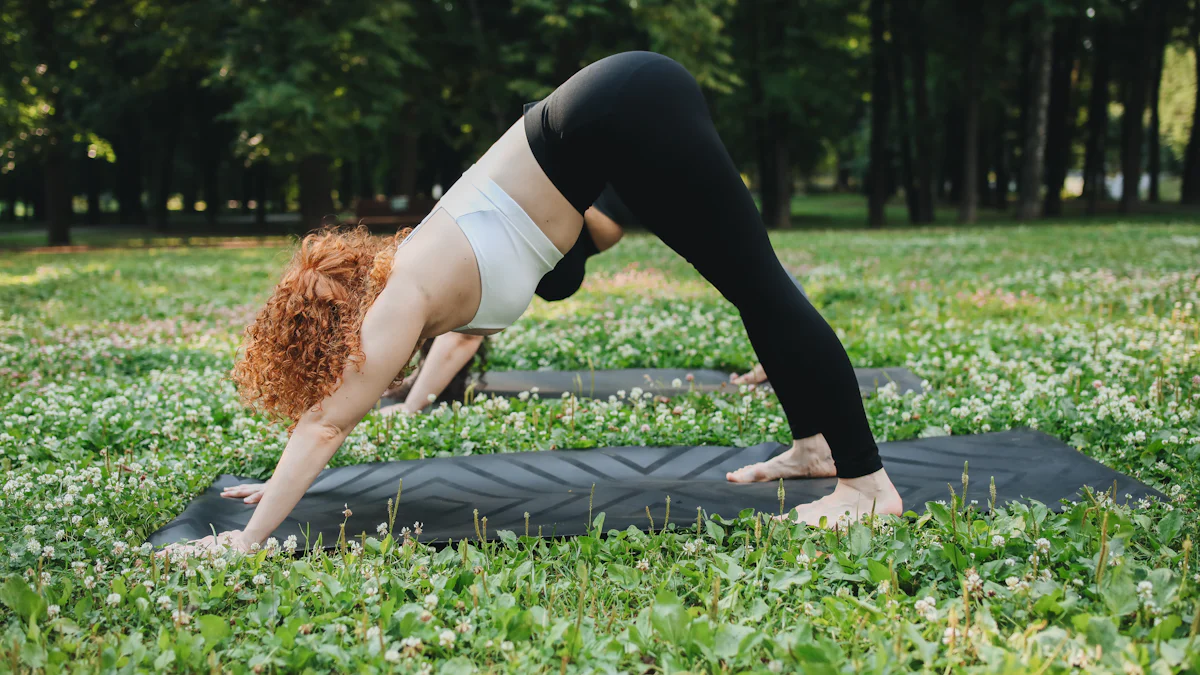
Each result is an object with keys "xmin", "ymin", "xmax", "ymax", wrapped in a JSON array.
[
  {"xmin": 105, "ymin": 593, "xmax": 121, "ymax": 606},
  {"xmin": 253, "ymin": 574, "xmax": 267, "ymax": 585},
  {"xmin": 942, "ymin": 626, "xmax": 960, "ymax": 644},
  {"xmin": 636, "ymin": 558, "xmax": 650, "ymax": 572},
  {"xmin": 1137, "ymin": 580, "xmax": 1153, "ymax": 600},
  {"xmin": 157, "ymin": 595, "xmax": 173, "ymax": 609},
  {"xmin": 377, "ymin": 523, "xmax": 388, "ymax": 536},
  {"xmin": 500, "ymin": 640, "xmax": 514, "ymax": 652},
  {"xmin": 384, "ymin": 649, "xmax": 401, "ymax": 663},
  {"xmin": 84, "ymin": 576, "xmax": 96, "ymax": 590},
  {"xmin": 914, "ymin": 596, "xmax": 936, "ymax": 620},
  {"xmin": 400, "ymin": 636, "xmax": 423, "ymax": 655},
  {"xmin": 455, "ymin": 619, "xmax": 472, "ymax": 634},
  {"xmin": 1034, "ymin": 538, "xmax": 1050, "ymax": 554},
  {"xmin": 439, "ymin": 630, "xmax": 456, "ymax": 647},
  {"xmin": 423, "ymin": 593, "xmax": 438, "ymax": 609},
  {"xmin": 366, "ymin": 626, "xmax": 381, "ymax": 642},
  {"xmin": 47, "ymin": 604, "xmax": 59, "ymax": 618},
  {"xmin": 991, "ymin": 535, "xmax": 1005, "ymax": 547}
]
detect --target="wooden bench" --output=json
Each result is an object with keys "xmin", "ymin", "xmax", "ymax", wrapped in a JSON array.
[{"xmin": 349, "ymin": 196, "xmax": 437, "ymax": 228}]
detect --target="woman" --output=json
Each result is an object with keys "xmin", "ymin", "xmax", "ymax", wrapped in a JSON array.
[
  {"xmin": 190, "ymin": 51, "xmax": 901, "ymax": 553},
  {"xmin": 383, "ymin": 181, "xmax": 800, "ymax": 413}
]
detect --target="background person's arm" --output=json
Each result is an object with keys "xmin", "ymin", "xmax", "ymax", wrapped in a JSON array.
[{"xmin": 381, "ymin": 331, "xmax": 485, "ymax": 414}]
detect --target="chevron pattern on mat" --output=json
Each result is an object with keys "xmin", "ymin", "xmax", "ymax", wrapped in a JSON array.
[{"xmin": 147, "ymin": 428, "xmax": 1160, "ymax": 548}]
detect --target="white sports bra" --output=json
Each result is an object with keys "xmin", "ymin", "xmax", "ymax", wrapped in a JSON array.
[{"xmin": 400, "ymin": 164, "xmax": 564, "ymax": 332}]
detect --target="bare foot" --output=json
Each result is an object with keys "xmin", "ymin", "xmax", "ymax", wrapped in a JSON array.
[
  {"xmin": 778, "ymin": 469, "xmax": 904, "ymax": 527},
  {"xmin": 726, "ymin": 434, "xmax": 837, "ymax": 482},
  {"xmin": 730, "ymin": 363, "xmax": 768, "ymax": 385}
]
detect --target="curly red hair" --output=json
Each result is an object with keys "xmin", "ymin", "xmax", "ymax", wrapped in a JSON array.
[{"xmin": 231, "ymin": 225, "xmax": 416, "ymax": 428}]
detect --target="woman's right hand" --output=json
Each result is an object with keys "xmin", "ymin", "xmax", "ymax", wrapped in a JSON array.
[{"xmin": 221, "ymin": 482, "xmax": 269, "ymax": 504}]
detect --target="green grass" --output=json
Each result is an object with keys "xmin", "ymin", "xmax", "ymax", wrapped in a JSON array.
[{"xmin": 0, "ymin": 218, "xmax": 1198, "ymax": 673}]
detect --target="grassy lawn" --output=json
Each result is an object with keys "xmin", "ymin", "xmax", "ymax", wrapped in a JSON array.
[{"xmin": 0, "ymin": 217, "xmax": 1198, "ymax": 673}]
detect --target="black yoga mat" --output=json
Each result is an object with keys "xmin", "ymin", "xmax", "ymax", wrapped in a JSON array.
[
  {"xmin": 383, "ymin": 367, "xmax": 924, "ymax": 408},
  {"xmin": 148, "ymin": 428, "xmax": 1161, "ymax": 548}
]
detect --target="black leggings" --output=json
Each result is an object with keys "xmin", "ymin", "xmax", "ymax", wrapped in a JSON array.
[{"xmin": 525, "ymin": 51, "xmax": 881, "ymax": 478}]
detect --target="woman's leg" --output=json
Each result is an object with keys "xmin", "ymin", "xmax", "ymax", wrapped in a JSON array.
[{"xmin": 598, "ymin": 55, "xmax": 900, "ymax": 523}]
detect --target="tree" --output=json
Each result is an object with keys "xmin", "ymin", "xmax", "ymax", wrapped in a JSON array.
[
  {"xmin": 1083, "ymin": 14, "xmax": 1112, "ymax": 214},
  {"xmin": 1016, "ymin": 3, "xmax": 1053, "ymax": 221},
  {"xmin": 958, "ymin": 3, "xmax": 984, "ymax": 224},
  {"xmin": 1118, "ymin": 0, "xmax": 1158, "ymax": 213},
  {"xmin": 867, "ymin": 0, "xmax": 890, "ymax": 227},
  {"xmin": 1042, "ymin": 9, "xmax": 1082, "ymax": 217},
  {"xmin": 898, "ymin": 0, "xmax": 936, "ymax": 223},
  {"xmin": 1146, "ymin": 0, "xmax": 1176, "ymax": 203},
  {"xmin": 216, "ymin": 0, "xmax": 419, "ymax": 229},
  {"xmin": 1183, "ymin": 1, "xmax": 1200, "ymax": 203},
  {"xmin": 0, "ymin": 0, "xmax": 100, "ymax": 245}
]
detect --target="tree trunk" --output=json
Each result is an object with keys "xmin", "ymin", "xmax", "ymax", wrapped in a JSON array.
[
  {"xmin": 29, "ymin": 167, "xmax": 45, "ymax": 223},
  {"xmin": 395, "ymin": 131, "xmax": 419, "ymax": 198},
  {"xmin": 1147, "ymin": 7, "xmax": 1167, "ymax": 203},
  {"xmin": 150, "ymin": 122, "xmax": 180, "ymax": 231},
  {"xmin": 85, "ymin": 155, "xmax": 102, "ymax": 225},
  {"xmin": 1182, "ymin": 32, "xmax": 1200, "ymax": 203},
  {"xmin": 944, "ymin": 103, "xmax": 965, "ymax": 204},
  {"xmin": 977, "ymin": 116, "xmax": 993, "ymax": 208},
  {"xmin": 202, "ymin": 154, "xmax": 220, "ymax": 226},
  {"xmin": 905, "ymin": 0, "xmax": 935, "ymax": 222},
  {"xmin": 255, "ymin": 163, "xmax": 268, "ymax": 227},
  {"xmin": 181, "ymin": 171, "xmax": 197, "ymax": 214},
  {"xmin": 466, "ymin": 0, "xmax": 509, "ymax": 137},
  {"xmin": 1, "ymin": 178, "xmax": 14, "ymax": 222},
  {"xmin": 958, "ymin": 5, "xmax": 981, "ymax": 224},
  {"xmin": 114, "ymin": 120, "xmax": 146, "ymax": 225},
  {"xmin": 889, "ymin": 10, "xmax": 919, "ymax": 224},
  {"xmin": 867, "ymin": 0, "xmax": 890, "ymax": 228},
  {"xmin": 1017, "ymin": 11, "xmax": 1053, "ymax": 221},
  {"xmin": 299, "ymin": 154, "xmax": 335, "ymax": 230},
  {"xmin": 358, "ymin": 153, "xmax": 374, "ymax": 200},
  {"xmin": 44, "ymin": 134, "xmax": 72, "ymax": 246},
  {"xmin": 339, "ymin": 159, "xmax": 354, "ymax": 210},
  {"xmin": 1043, "ymin": 15, "xmax": 1082, "ymax": 217},
  {"xmin": 1119, "ymin": 3, "xmax": 1153, "ymax": 214},
  {"xmin": 1084, "ymin": 22, "xmax": 1111, "ymax": 214}
]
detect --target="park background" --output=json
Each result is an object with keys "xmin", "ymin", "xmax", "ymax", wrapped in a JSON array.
[
  {"xmin": 2, "ymin": 1, "xmax": 1200, "ymax": 674},
  {"xmin": 3, "ymin": 0, "xmax": 1200, "ymax": 247}
]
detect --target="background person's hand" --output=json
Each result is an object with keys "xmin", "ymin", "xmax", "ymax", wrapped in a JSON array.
[
  {"xmin": 221, "ymin": 482, "xmax": 268, "ymax": 504},
  {"xmin": 186, "ymin": 530, "xmax": 255, "ymax": 554},
  {"xmin": 379, "ymin": 401, "xmax": 413, "ymax": 417},
  {"xmin": 730, "ymin": 362, "xmax": 768, "ymax": 385}
]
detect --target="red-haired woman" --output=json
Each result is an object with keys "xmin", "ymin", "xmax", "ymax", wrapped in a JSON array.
[{"xmin": 191, "ymin": 52, "xmax": 901, "ymax": 553}]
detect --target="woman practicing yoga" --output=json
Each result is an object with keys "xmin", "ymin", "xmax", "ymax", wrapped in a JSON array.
[
  {"xmin": 384, "ymin": 128, "xmax": 801, "ymax": 412},
  {"xmin": 187, "ymin": 51, "xmax": 902, "ymax": 553}
]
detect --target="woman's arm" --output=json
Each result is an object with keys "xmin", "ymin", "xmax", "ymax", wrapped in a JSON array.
[
  {"xmin": 191, "ymin": 283, "xmax": 428, "ymax": 551},
  {"xmin": 382, "ymin": 332, "xmax": 485, "ymax": 415}
]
